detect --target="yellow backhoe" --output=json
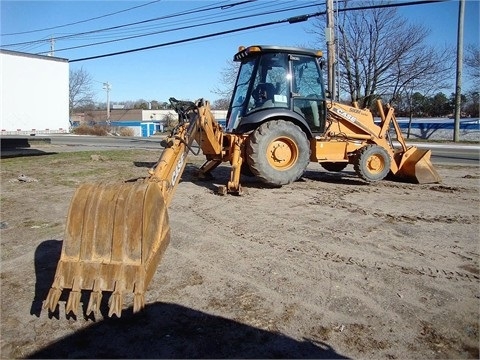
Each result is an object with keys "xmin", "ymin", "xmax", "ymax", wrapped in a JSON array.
[{"xmin": 44, "ymin": 45, "xmax": 440, "ymax": 317}]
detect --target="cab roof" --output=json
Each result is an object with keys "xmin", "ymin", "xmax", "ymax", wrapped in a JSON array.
[{"xmin": 234, "ymin": 45, "xmax": 323, "ymax": 61}]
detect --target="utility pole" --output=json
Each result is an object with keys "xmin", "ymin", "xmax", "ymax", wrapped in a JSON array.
[
  {"xmin": 454, "ymin": 0, "xmax": 465, "ymax": 142},
  {"xmin": 49, "ymin": 37, "xmax": 55, "ymax": 56},
  {"xmin": 103, "ymin": 82, "xmax": 111, "ymax": 121},
  {"xmin": 326, "ymin": 0, "xmax": 336, "ymax": 98},
  {"xmin": 335, "ymin": 0, "xmax": 340, "ymax": 101}
]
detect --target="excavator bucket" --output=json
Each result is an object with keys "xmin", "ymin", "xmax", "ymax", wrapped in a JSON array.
[
  {"xmin": 395, "ymin": 147, "xmax": 441, "ymax": 184},
  {"xmin": 43, "ymin": 181, "xmax": 170, "ymax": 317}
]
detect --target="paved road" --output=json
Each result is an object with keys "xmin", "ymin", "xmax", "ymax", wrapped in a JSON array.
[
  {"xmin": 48, "ymin": 135, "xmax": 165, "ymax": 150},
  {"xmin": 1, "ymin": 135, "xmax": 479, "ymax": 166},
  {"xmin": 47, "ymin": 135, "xmax": 480, "ymax": 166},
  {"xmin": 405, "ymin": 142, "xmax": 479, "ymax": 166}
]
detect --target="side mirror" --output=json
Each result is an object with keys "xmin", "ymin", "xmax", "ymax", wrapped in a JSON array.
[{"xmin": 325, "ymin": 90, "xmax": 332, "ymax": 99}]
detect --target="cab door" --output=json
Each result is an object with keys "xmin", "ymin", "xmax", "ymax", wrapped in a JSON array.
[{"xmin": 290, "ymin": 55, "xmax": 326, "ymax": 132}]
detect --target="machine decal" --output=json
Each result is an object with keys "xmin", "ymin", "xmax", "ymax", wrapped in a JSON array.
[
  {"xmin": 171, "ymin": 152, "xmax": 186, "ymax": 187},
  {"xmin": 334, "ymin": 107, "xmax": 358, "ymax": 123}
]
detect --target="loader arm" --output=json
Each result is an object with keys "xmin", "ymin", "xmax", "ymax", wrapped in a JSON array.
[
  {"xmin": 43, "ymin": 98, "xmax": 231, "ymax": 318},
  {"xmin": 318, "ymin": 100, "xmax": 440, "ymax": 183},
  {"xmin": 375, "ymin": 100, "xmax": 441, "ymax": 183}
]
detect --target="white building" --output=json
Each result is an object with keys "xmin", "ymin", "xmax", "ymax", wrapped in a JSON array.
[{"xmin": 0, "ymin": 49, "xmax": 69, "ymax": 134}]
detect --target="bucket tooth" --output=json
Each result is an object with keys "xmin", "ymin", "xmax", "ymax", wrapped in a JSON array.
[
  {"xmin": 133, "ymin": 282, "xmax": 145, "ymax": 313},
  {"xmin": 65, "ymin": 276, "xmax": 82, "ymax": 316},
  {"xmin": 133, "ymin": 293, "xmax": 145, "ymax": 313},
  {"xmin": 43, "ymin": 275, "xmax": 64, "ymax": 313},
  {"xmin": 108, "ymin": 281, "xmax": 124, "ymax": 318},
  {"xmin": 44, "ymin": 288, "xmax": 62, "ymax": 313},
  {"xmin": 86, "ymin": 291, "xmax": 103, "ymax": 317},
  {"xmin": 65, "ymin": 291, "xmax": 81, "ymax": 316},
  {"xmin": 86, "ymin": 279, "xmax": 104, "ymax": 317}
]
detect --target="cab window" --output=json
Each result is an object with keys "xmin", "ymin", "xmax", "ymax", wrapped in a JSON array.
[{"xmin": 291, "ymin": 55, "xmax": 325, "ymax": 131}]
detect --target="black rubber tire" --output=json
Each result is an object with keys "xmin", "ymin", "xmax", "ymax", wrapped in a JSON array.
[
  {"xmin": 240, "ymin": 162, "xmax": 255, "ymax": 177},
  {"xmin": 240, "ymin": 137, "xmax": 255, "ymax": 177},
  {"xmin": 321, "ymin": 162, "xmax": 348, "ymax": 172},
  {"xmin": 246, "ymin": 120, "xmax": 310, "ymax": 186},
  {"xmin": 353, "ymin": 144, "xmax": 391, "ymax": 182}
]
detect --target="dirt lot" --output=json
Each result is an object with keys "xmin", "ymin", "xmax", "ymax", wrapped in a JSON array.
[{"xmin": 1, "ymin": 144, "xmax": 479, "ymax": 359}]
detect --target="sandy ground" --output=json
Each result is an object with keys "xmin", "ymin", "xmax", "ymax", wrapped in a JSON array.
[{"xmin": 0, "ymin": 144, "xmax": 479, "ymax": 359}]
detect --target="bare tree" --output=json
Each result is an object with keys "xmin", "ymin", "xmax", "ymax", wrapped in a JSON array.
[
  {"xmin": 461, "ymin": 44, "xmax": 479, "ymax": 117},
  {"xmin": 212, "ymin": 98, "xmax": 230, "ymax": 110},
  {"xmin": 211, "ymin": 59, "xmax": 239, "ymax": 106},
  {"xmin": 69, "ymin": 67, "xmax": 94, "ymax": 114},
  {"xmin": 464, "ymin": 44, "xmax": 480, "ymax": 87},
  {"xmin": 311, "ymin": 0, "xmax": 453, "ymax": 108}
]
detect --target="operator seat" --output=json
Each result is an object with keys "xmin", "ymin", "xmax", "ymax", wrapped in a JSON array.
[{"xmin": 253, "ymin": 83, "xmax": 276, "ymax": 107}]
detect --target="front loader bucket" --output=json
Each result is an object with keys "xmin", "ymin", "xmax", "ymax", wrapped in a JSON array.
[
  {"xmin": 395, "ymin": 147, "xmax": 441, "ymax": 184},
  {"xmin": 43, "ymin": 181, "xmax": 170, "ymax": 318}
]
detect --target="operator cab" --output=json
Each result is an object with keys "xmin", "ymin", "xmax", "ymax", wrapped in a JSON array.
[{"xmin": 226, "ymin": 45, "xmax": 327, "ymax": 135}]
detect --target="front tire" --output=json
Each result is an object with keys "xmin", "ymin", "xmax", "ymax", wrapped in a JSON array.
[
  {"xmin": 246, "ymin": 120, "xmax": 310, "ymax": 186},
  {"xmin": 353, "ymin": 145, "xmax": 391, "ymax": 182}
]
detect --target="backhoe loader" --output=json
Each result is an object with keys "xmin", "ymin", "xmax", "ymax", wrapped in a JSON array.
[{"xmin": 44, "ymin": 45, "xmax": 440, "ymax": 317}]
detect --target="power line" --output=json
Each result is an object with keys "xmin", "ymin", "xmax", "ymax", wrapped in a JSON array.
[
  {"xmin": 70, "ymin": 13, "xmax": 317, "ymax": 63},
  {"xmin": 69, "ymin": 0, "xmax": 449, "ymax": 63},
  {"xmin": 2, "ymin": 1, "xmax": 311, "ymax": 55},
  {"xmin": 1, "ymin": 0, "xmax": 251, "ymax": 47},
  {"xmin": 37, "ymin": 2, "xmax": 320, "ymax": 55},
  {"xmin": 56, "ymin": 1, "xmax": 281, "ymax": 41},
  {"xmin": 1, "ymin": 0, "xmax": 163, "ymax": 36}
]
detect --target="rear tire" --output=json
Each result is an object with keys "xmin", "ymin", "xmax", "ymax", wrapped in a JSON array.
[
  {"xmin": 246, "ymin": 120, "xmax": 310, "ymax": 186},
  {"xmin": 240, "ymin": 162, "xmax": 255, "ymax": 177},
  {"xmin": 321, "ymin": 162, "xmax": 348, "ymax": 172},
  {"xmin": 239, "ymin": 137, "xmax": 255, "ymax": 177},
  {"xmin": 353, "ymin": 145, "xmax": 391, "ymax": 182}
]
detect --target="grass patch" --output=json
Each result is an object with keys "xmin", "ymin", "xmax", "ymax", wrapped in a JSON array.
[
  {"xmin": 56, "ymin": 179, "xmax": 81, "ymax": 187},
  {"xmin": 22, "ymin": 219, "xmax": 60, "ymax": 228},
  {"xmin": 0, "ymin": 148, "xmax": 207, "ymax": 189},
  {"xmin": 1, "ymin": 149, "xmax": 160, "ymax": 187},
  {"xmin": 1, "ymin": 149, "xmax": 153, "ymax": 166}
]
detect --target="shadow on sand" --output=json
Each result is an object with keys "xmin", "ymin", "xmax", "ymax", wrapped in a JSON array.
[
  {"xmin": 31, "ymin": 240, "xmax": 349, "ymax": 359},
  {"xmin": 29, "ymin": 301, "xmax": 349, "ymax": 359}
]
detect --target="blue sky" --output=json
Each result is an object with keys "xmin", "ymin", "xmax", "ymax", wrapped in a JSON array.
[{"xmin": 1, "ymin": 0, "xmax": 479, "ymax": 104}]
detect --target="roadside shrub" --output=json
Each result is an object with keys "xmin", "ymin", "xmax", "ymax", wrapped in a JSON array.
[
  {"xmin": 72, "ymin": 124, "xmax": 109, "ymax": 136},
  {"xmin": 117, "ymin": 127, "xmax": 135, "ymax": 137}
]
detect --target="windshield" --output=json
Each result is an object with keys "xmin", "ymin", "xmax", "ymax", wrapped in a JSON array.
[
  {"xmin": 226, "ymin": 53, "xmax": 291, "ymax": 132},
  {"xmin": 226, "ymin": 58, "xmax": 256, "ymax": 132}
]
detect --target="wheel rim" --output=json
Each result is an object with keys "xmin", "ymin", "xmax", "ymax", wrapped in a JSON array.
[
  {"xmin": 266, "ymin": 137, "xmax": 298, "ymax": 170},
  {"xmin": 366, "ymin": 153, "xmax": 386, "ymax": 174}
]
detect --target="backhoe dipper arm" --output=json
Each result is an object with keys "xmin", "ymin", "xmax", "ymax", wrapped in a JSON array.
[
  {"xmin": 149, "ymin": 98, "xmax": 243, "ymax": 196},
  {"xmin": 146, "ymin": 99, "xmax": 201, "ymax": 207}
]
